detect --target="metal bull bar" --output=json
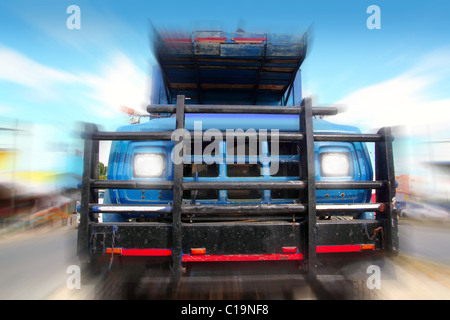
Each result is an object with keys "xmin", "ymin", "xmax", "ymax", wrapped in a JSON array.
[{"xmin": 78, "ymin": 95, "xmax": 399, "ymax": 282}]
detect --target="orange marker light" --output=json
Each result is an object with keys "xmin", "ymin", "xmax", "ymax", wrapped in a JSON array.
[
  {"xmin": 105, "ymin": 248, "xmax": 122, "ymax": 255},
  {"xmin": 191, "ymin": 248, "xmax": 206, "ymax": 255},
  {"xmin": 361, "ymin": 244, "xmax": 375, "ymax": 250}
]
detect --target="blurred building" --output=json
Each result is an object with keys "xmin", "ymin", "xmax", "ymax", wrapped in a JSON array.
[
  {"xmin": 0, "ymin": 119, "xmax": 82, "ymax": 229},
  {"xmin": 393, "ymin": 124, "xmax": 450, "ymax": 207}
]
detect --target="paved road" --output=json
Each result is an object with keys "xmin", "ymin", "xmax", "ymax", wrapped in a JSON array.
[
  {"xmin": 0, "ymin": 226, "xmax": 80, "ymax": 299},
  {"xmin": 398, "ymin": 219, "xmax": 450, "ymax": 266},
  {"xmin": 0, "ymin": 220, "xmax": 449, "ymax": 299}
]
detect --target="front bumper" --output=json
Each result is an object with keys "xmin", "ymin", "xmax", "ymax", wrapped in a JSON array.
[{"xmin": 89, "ymin": 219, "xmax": 386, "ymax": 262}]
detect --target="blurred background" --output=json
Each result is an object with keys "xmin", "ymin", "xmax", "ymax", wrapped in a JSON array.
[
  {"xmin": 0, "ymin": 119, "xmax": 81, "ymax": 230},
  {"xmin": 393, "ymin": 124, "xmax": 450, "ymax": 219},
  {"xmin": 0, "ymin": 0, "xmax": 449, "ymax": 299}
]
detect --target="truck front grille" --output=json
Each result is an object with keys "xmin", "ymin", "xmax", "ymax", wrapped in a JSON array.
[
  {"xmin": 182, "ymin": 139, "xmax": 299, "ymax": 202},
  {"xmin": 227, "ymin": 164, "xmax": 261, "ymax": 177}
]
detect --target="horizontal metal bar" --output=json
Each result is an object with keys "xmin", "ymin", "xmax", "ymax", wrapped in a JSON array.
[
  {"xmin": 276, "ymin": 132, "xmax": 304, "ymax": 141},
  {"xmin": 311, "ymin": 107, "xmax": 338, "ymax": 116},
  {"xmin": 89, "ymin": 202, "xmax": 383, "ymax": 213},
  {"xmin": 147, "ymin": 104, "xmax": 338, "ymax": 116},
  {"xmin": 148, "ymin": 104, "xmax": 299, "ymax": 114},
  {"xmin": 90, "ymin": 222, "xmax": 170, "ymax": 228},
  {"xmin": 190, "ymin": 131, "xmax": 304, "ymax": 141},
  {"xmin": 85, "ymin": 131, "xmax": 304, "ymax": 141},
  {"xmin": 316, "ymin": 203, "xmax": 385, "ymax": 213},
  {"xmin": 84, "ymin": 131, "xmax": 382, "ymax": 143},
  {"xmin": 90, "ymin": 179, "xmax": 174, "ymax": 190},
  {"xmin": 91, "ymin": 179, "xmax": 382, "ymax": 191},
  {"xmin": 90, "ymin": 204, "xmax": 172, "ymax": 213},
  {"xmin": 188, "ymin": 105, "xmax": 302, "ymax": 114},
  {"xmin": 86, "ymin": 131, "xmax": 381, "ymax": 143},
  {"xmin": 316, "ymin": 181, "xmax": 386, "ymax": 189},
  {"xmin": 88, "ymin": 202, "xmax": 382, "ymax": 215},
  {"xmin": 183, "ymin": 180, "xmax": 384, "ymax": 191},
  {"xmin": 182, "ymin": 215, "xmax": 302, "ymax": 222},
  {"xmin": 182, "ymin": 180, "xmax": 306, "ymax": 190},
  {"xmin": 87, "ymin": 131, "xmax": 173, "ymax": 141},
  {"xmin": 181, "ymin": 203, "xmax": 306, "ymax": 215},
  {"xmin": 314, "ymin": 133, "xmax": 382, "ymax": 142}
]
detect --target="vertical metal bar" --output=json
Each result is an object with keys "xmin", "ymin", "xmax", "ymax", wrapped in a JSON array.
[
  {"xmin": 91, "ymin": 133, "xmax": 99, "ymax": 220},
  {"xmin": 375, "ymin": 127, "xmax": 399, "ymax": 255},
  {"xmin": 172, "ymin": 95, "xmax": 185, "ymax": 280},
  {"xmin": 284, "ymin": 35, "xmax": 306, "ymax": 106},
  {"xmin": 252, "ymin": 41, "xmax": 267, "ymax": 105},
  {"xmin": 77, "ymin": 123, "xmax": 98, "ymax": 262},
  {"xmin": 191, "ymin": 43, "xmax": 203, "ymax": 104},
  {"xmin": 300, "ymin": 98, "xmax": 318, "ymax": 278},
  {"xmin": 283, "ymin": 58, "xmax": 303, "ymax": 106}
]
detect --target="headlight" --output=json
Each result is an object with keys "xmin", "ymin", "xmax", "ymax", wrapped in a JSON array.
[
  {"xmin": 134, "ymin": 153, "xmax": 166, "ymax": 178},
  {"xmin": 320, "ymin": 153, "xmax": 350, "ymax": 176}
]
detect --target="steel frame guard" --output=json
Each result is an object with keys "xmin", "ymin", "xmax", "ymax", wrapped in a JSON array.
[{"xmin": 77, "ymin": 95, "xmax": 398, "ymax": 283}]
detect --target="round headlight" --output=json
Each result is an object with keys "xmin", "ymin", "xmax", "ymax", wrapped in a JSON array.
[
  {"xmin": 320, "ymin": 153, "xmax": 350, "ymax": 176},
  {"xmin": 134, "ymin": 153, "xmax": 165, "ymax": 177}
]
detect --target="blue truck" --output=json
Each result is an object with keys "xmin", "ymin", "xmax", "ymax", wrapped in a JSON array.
[{"xmin": 78, "ymin": 29, "xmax": 398, "ymax": 298}]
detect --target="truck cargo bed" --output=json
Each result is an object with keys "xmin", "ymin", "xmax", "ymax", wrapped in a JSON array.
[{"xmin": 152, "ymin": 30, "xmax": 307, "ymax": 105}]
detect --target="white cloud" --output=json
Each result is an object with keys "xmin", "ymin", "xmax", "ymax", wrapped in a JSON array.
[
  {"xmin": 329, "ymin": 50, "xmax": 450, "ymax": 131},
  {"xmin": 0, "ymin": 46, "xmax": 79, "ymax": 88},
  {"xmin": 0, "ymin": 46, "xmax": 151, "ymax": 120},
  {"xmin": 0, "ymin": 46, "xmax": 151, "ymax": 170},
  {"xmin": 81, "ymin": 53, "xmax": 151, "ymax": 117},
  {"xmin": 0, "ymin": 46, "xmax": 80, "ymax": 101}
]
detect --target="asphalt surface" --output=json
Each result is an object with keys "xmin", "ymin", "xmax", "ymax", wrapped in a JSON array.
[
  {"xmin": 0, "ymin": 225, "xmax": 80, "ymax": 299},
  {"xmin": 0, "ymin": 219, "xmax": 449, "ymax": 299},
  {"xmin": 398, "ymin": 219, "xmax": 450, "ymax": 266}
]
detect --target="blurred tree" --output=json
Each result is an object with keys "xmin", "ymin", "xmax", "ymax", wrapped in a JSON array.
[{"xmin": 99, "ymin": 162, "xmax": 107, "ymax": 180}]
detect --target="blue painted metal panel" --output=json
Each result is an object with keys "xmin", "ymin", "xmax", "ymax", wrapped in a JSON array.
[{"xmin": 105, "ymin": 116, "xmax": 373, "ymax": 219}]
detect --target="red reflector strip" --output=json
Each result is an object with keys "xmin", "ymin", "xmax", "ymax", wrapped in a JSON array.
[
  {"xmin": 282, "ymin": 246, "xmax": 298, "ymax": 253},
  {"xmin": 163, "ymin": 38, "xmax": 191, "ymax": 43},
  {"xmin": 232, "ymin": 37, "xmax": 266, "ymax": 43},
  {"xmin": 195, "ymin": 37, "xmax": 227, "ymax": 43},
  {"xmin": 316, "ymin": 245, "xmax": 361, "ymax": 253},
  {"xmin": 182, "ymin": 253, "xmax": 303, "ymax": 262},
  {"xmin": 371, "ymin": 191, "xmax": 376, "ymax": 203},
  {"xmin": 105, "ymin": 248, "xmax": 172, "ymax": 256}
]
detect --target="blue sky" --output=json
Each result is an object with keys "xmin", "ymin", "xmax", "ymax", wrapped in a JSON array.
[{"xmin": 0, "ymin": 0, "xmax": 449, "ymax": 168}]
